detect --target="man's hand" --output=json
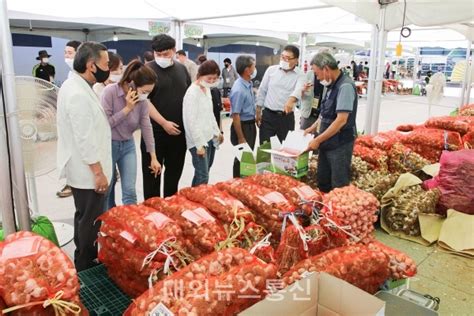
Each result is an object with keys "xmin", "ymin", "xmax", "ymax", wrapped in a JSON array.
[
  {"xmin": 256, "ymin": 107, "xmax": 262, "ymax": 127},
  {"xmin": 303, "ymin": 82, "xmax": 313, "ymax": 93},
  {"xmin": 196, "ymin": 147, "xmax": 206, "ymax": 156},
  {"xmin": 304, "ymin": 124, "xmax": 317, "ymax": 136},
  {"xmin": 163, "ymin": 120, "xmax": 181, "ymax": 135},
  {"xmin": 306, "ymin": 137, "xmax": 321, "ymax": 152},
  {"xmin": 284, "ymin": 99, "xmax": 296, "ymax": 114},
  {"xmin": 94, "ymin": 171, "xmax": 108, "ymax": 194},
  {"xmin": 238, "ymin": 137, "xmax": 246, "ymax": 144}
]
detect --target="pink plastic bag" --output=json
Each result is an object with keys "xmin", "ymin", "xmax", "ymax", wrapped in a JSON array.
[{"xmin": 424, "ymin": 150, "xmax": 474, "ymax": 215}]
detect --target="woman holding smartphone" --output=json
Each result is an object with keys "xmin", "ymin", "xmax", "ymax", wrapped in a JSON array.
[{"xmin": 101, "ymin": 60, "xmax": 161, "ymax": 210}]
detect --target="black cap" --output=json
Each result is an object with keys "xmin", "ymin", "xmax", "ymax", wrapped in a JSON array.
[{"xmin": 36, "ymin": 50, "xmax": 51, "ymax": 60}]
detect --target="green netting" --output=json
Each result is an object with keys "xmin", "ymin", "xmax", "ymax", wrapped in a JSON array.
[{"xmin": 78, "ymin": 264, "xmax": 131, "ymax": 316}]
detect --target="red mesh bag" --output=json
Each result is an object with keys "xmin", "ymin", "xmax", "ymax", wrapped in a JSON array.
[
  {"xmin": 387, "ymin": 143, "xmax": 430, "ymax": 173},
  {"xmin": 0, "ymin": 232, "xmax": 81, "ymax": 315},
  {"xmin": 355, "ymin": 135, "xmax": 375, "ymax": 148},
  {"xmin": 216, "ymin": 178, "xmax": 296, "ymax": 222},
  {"xmin": 401, "ymin": 128, "xmax": 463, "ymax": 162},
  {"xmin": 179, "ymin": 185, "xmax": 254, "ymax": 224},
  {"xmin": 424, "ymin": 150, "xmax": 474, "ymax": 215},
  {"xmin": 463, "ymin": 131, "xmax": 474, "ymax": 149},
  {"xmin": 124, "ymin": 248, "xmax": 267, "ymax": 315},
  {"xmin": 321, "ymin": 185, "xmax": 379, "ymax": 243},
  {"xmin": 353, "ymin": 144, "xmax": 388, "ymax": 170},
  {"xmin": 372, "ymin": 131, "xmax": 404, "ymax": 151},
  {"xmin": 425, "ymin": 116, "xmax": 474, "ymax": 135},
  {"xmin": 144, "ymin": 196, "xmax": 227, "ymax": 254},
  {"xmin": 275, "ymin": 223, "xmax": 308, "ymax": 275},
  {"xmin": 459, "ymin": 104, "xmax": 474, "ymax": 116},
  {"xmin": 367, "ymin": 241, "xmax": 417, "ymax": 279},
  {"xmin": 304, "ymin": 217, "xmax": 348, "ymax": 257},
  {"xmin": 247, "ymin": 174, "xmax": 322, "ymax": 215},
  {"xmin": 282, "ymin": 244, "xmax": 390, "ymax": 294}
]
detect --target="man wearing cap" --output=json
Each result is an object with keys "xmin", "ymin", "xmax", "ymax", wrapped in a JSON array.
[
  {"xmin": 222, "ymin": 57, "xmax": 238, "ymax": 97},
  {"xmin": 32, "ymin": 50, "xmax": 55, "ymax": 82}
]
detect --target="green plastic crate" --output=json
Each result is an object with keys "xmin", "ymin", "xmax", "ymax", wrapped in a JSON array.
[{"xmin": 78, "ymin": 264, "xmax": 131, "ymax": 315}]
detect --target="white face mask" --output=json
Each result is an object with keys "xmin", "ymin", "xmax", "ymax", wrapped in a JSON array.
[
  {"xmin": 279, "ymin": 60, "xmax": 290, "ymax": 70},
  {"xmin": 200, "ymin": 80, "xmax": 219, "ymax": 89},
  {"xmin": 155, "ymin": 57, "xmax": 173, "ymax": 68},
  {"xmin": 250, "ymin": 68, "xmax": 257, "ymax": 79},
  {"xmin": 320, "ymin": 79, "xmax": 332, "ymax": 87},
  {"xmin": 65, "ymin": 58, "xmax": 74, "ymax": 69},
  {"xmin": 42, "ymin": 58, "xmax": 49, "ymax": 63},
  {"xmin": 109, "ymin": 73, "xmax": 122, "ymax": 83},
  {"xmin": 138, "ymin": 93, "xmax": 149, "ymax": 101}
]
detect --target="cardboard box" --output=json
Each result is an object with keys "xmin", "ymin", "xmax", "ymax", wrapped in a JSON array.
[
  {"xmin": 240, "ymin": 272, "xmax": 385, "ymax": 316},
  {"xmin": 234, "ymin": 142, "xmax": 272, "ymax": 177},
  {"xmin": 262, "ymin": 131, "xmax": 313, "ymax": 178}
]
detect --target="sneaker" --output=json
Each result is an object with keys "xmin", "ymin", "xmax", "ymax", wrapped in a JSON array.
[{"xmin": 56, "ymin": 185, "xmax": 72, "ymax": 198}]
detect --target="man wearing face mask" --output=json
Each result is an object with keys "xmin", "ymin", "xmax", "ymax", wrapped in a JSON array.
[
  {"xmin": 143, "ymin": 34, "xmax": 191, "ymax": 198},
  {"xmin": 222, "ymin": 58, "xmax": 238, "ymax": 97},
  {"xmin": 256, "ymin": 45, "xmax": 306, "ymax": 144},
  {"xmin": 57, "ymin": 42, "xmax": 112, "ymax": 271},
  {"xmin": 304, "ymin": 52, "xmax": 358, "ymax": 193},
  {"xmin": 33, "ymin": 50, "xmax": 55, "ymax": 83},
  {"xmin": 64, "ymin": 40, "xmax": 81, "ymax": 79},
  {"xmin": 55, "ymin": 40, "xmax": 82, "ymax": 199},
  {"xmin": 230, "ymin": 55, "xmax": 257, "ymax": 178}
]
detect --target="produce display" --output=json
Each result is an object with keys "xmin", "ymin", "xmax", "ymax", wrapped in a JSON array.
[
  {"xmin": 0, "ymin": 231, "xmax": 82, "ymax": 315},
  {"xmin": 425, "ymin": 116, "xmax": 474, "ymax": 135},
  {"xmin": 367, "ymin": 241, "xmax": 417, "ymax": 279},
  {"xmin": 144, "ymin": 196, "xmax": 227, "ymax": 256},
  {"xmin": 383, "ymin": 185, "xmax": 440, "ymax": 236},
  {"xmin": 247, "ymin": 173, "xmax": 322, "ymax": 214},
  {"xmin": 281, "ymin": 244, "xmax": 391, "ymax": 294},
  {"xmin": 301, "ymin": 154, "xmax": 318, "ymax": 189},
  {"xmin": 459, "ymin": 104, "xmax": 474, "ymax": 116},
  {"xmin": 463, "ymin": 131, "xmax": 474, "ymax": 148},
  {"xmin": 351, "ymin": 155, "xmax": 371, "ymax": 180},
  {"xmin": 304, "ymin": 217, "xmax": 348, "ymax": 257},
  {"xmin": 387, "ymin": 143, "xmax": 430, "ymax": 174},
  {"xmin": 179, "ymin": 185, "xmax": 254, "ymax": 224},
  {"xmin": 353, "ymin": 144, "xmax": 388, "ymax": 170},
  {"xmin": 353, "ymin": 171, "xmax": 399, "ymax": 201},
  {"xmin": 401, "ymin": 128, "xmax": 463, "ymax": 162},
  {"xmin": 124, "ymin": 248, "xmax": 277, "ymax": 316},
  {"xmin": 321, "ymin": 185, "xmax": 379, "ymax": 243}
]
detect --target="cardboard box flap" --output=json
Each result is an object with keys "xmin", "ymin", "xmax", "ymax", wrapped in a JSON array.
[
  {"xmin": 240, "ymin": 272, "xmax": 385, "ymax": 316},
  {"xmin": 263, "ymin": 131, "xmax": 313, "ymax": 157}
]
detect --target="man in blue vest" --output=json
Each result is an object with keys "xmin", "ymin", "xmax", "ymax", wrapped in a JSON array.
[{"xmin": 305, "ymin": 52, "xmax": 358, "ymax": 193}]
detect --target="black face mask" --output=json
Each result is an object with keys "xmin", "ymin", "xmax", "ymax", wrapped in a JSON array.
[
  {"xmin": 93, "ymin": 63, "xmax": 110, "ymax": 83},
  {"xmin": 224, "ymin": 63, "xmax": 229, "ymax": 68}
]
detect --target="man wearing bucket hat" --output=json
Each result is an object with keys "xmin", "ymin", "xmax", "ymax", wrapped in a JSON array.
[{"xmin": 32, "ymin": 50, "xmax": 55, "ymax": 82}]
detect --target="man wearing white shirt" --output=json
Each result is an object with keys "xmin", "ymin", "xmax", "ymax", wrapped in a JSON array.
[
  {"xmin": 256, "ymin": 45, "xmax": 306, "ymax": 144},
  {"xmin": 56, "ymin": 40, "xmax": 82, "ymax": 199},
  {"xmin": 57, "ymin": 42, "xmax": 112, "ymax": 271}
]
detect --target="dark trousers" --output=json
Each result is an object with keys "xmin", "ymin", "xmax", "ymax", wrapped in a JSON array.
[
  {"xmin": 230, "ymin": 120, "xmax": 257, "ymax": 178},
  {"xmin": 317, "ymin": 140, "xmax": 354, "ymax": 193},
  {"xmin": 71, "ymin": 188, "xmax": 106, "ymax": 272},
  {"xmin": 141, "ymin": 132, "xmax": 187, "ymax": 198},
  {"xmin": 259, "ymin": 109, "xmax": 295, "ymax": 144}
]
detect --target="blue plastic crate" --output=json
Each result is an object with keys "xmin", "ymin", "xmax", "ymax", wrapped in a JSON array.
[{"xmin": 78, "ymin": 264, "xmax": 131, "ymax": 315}]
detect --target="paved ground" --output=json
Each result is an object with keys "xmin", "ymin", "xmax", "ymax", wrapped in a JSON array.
[{"xmin": 32, "ymin": 91, "xmax": 473, "ymax": 315}]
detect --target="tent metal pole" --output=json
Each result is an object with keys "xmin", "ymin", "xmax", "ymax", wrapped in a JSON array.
[
  {"xmin": 174, "ymin": 20, "xmax": 184, "ymax": 50},
  {"xmin": 464, "ymin": 41, "xmax": 473, "ymax": 105},
  {"xmin": 0, "ymin": 0, "xmax": 31, "ymax": 231},
  {"xmin": 299, "ymin": 33, "xmax": 307, "ymax": 70},
  {"xmin": 460, "ymin": 40, "xmax": 471, "ymax": 107},
  {"xmin": 370, "ymin": 5, "xmax": 388, "ymax": 135},
  {"xmin": 364, "ymin": 25, "xmax": 378, "ymax": 135},
  {"xmin": 0, "ymin": 69, "xmax": 16, "ymax": 237}
]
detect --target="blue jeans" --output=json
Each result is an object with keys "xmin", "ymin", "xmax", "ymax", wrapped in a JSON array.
[
  {"xmin": 106, "ymin": 139, "xmax": 137, "ymax": 210},
  {"xmin": 317, "ymin": 140, "xmax": 354, "ymax": 193},
  {"xmin": 189, "ymin": 140, "xmax": 216, "ymax": 187}
]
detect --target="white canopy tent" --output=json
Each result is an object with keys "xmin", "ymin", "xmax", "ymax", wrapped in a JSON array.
[{"xmin": 1, "ymin": 0, "xmax": 473, "ymax": 235}]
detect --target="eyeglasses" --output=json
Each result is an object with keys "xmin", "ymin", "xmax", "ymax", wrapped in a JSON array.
[{"xmin": 280, "ymin": 55, "xmax": 297, "ymax": 61}]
